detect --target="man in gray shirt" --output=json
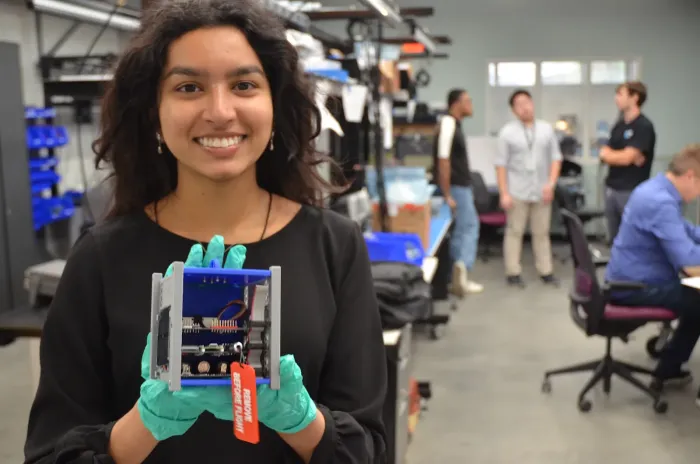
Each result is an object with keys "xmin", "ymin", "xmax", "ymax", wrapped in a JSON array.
[{"xmin": 495, "ymin": 90, "xmax": 562, "ymax": 288}]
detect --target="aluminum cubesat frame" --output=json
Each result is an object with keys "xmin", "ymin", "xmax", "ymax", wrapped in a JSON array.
[{"xmin": 149, "ymin": 262, "xmax": 281, "ymax": 391}]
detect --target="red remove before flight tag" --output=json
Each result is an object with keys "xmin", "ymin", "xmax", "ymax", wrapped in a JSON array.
[{"xmin": 231, "ymin": 362, "xmax": 260, "ymax": 444}]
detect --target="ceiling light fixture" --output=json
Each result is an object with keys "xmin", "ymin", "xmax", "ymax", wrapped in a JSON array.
[
  {"xmin": 360, "ymin": 0, "xmax": 402, "ymax": 27},
  {"xmin": 28, "ymin": 0, "xmax": 140, "ymax": 31}
]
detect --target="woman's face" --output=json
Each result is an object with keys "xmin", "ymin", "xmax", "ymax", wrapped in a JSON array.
[{"xmin": 158, "ymin": 26, "xmax": 274, "ymax": 183}]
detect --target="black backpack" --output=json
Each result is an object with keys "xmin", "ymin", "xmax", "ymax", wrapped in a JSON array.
[{"xmin": 371, "ymin": 261, "xmax": 432, "ymax": 330}]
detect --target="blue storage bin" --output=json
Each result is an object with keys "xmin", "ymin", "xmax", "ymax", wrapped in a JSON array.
[
  {"xmin": 364, "ymin": 231, "xmax": 425, "ymax": 266},
  {"xmin": 31, "ymin": 182, "xmax": 55, "ymax": 194},
  {"xmin": 32, "ymin": 195, "xmax": 75, "ymax": 230},
  {"xmin": 63, "ymin": 190, "xmax": 84, "ymax": 204},
  {"xmin": 54, "ymin": 126, "xmax": 69, "ymax": 146},
  {"xmin": 39, "ymin": 107, "xmax": 57, "ymax": 119},
  {"xmin": 25, "ymin": 107, "xmax": 40, "ymax": 119},
  {"xmin": 306, "ymin": 68, "xmax": 349, "ymax": 83},
  {"xmin": 26, "ymin": 125, "xmax": 65, "ymax": 150},
  {"xmin": 29, "ymin": 157, "xmax": 58, "ymax": 170},
  {"xmin": 30, "ymin": 170, "xmax": 60, "ymax": 185},
  {"xmin": 40, "ymin": 126, "xmax": 57, "ymax": 148},
  {"xmin": 26, "ymin": 126, "xmax": 45, "ymax": 150},
  {"xmin": 26, "ymin": 107, "xmax": 56, "ymax": 119}
]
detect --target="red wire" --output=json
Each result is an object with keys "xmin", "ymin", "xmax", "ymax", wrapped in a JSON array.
[{"xmin": 216, "ymin": 299, "xmax": 247, "ymax": 319}]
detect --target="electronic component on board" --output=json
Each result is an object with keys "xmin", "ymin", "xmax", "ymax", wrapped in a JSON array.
[
  {"xmin": 149, "ymin": 262, "xmax": 281, "ymax": 392},
  {"xmin": 197, "ymin": 360, "xmax": 211, "ymax": 374},
  {"xmin": 218, "ymin": 362, "xmax": 228, "ymax": 374}
]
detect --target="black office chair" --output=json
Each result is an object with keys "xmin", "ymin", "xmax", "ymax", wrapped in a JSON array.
[
  {"xmin": 555, "ymin": 185, "xmax": 606, "ymax": 231},
  {"xmin": 541, "ymin": 209, "xmax": 676, "ymax": 413},
  {"xmin": 470, "ymin": 172, "xmax": 507, "ymax": 262},
  {"xmin": 556, "ymin": 185, "xmax": 673, "ymax": 360},
  {"xmin": 555, "ymin": 185, "xmax": 607, "ymax": 263}
]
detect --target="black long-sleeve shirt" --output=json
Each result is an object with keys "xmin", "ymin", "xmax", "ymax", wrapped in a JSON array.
[{"xmin": 24, "ymin": 205, "xmax": 387, "ymax": 463}]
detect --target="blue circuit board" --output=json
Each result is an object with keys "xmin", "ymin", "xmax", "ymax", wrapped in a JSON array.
[{"xmin": 178, "ymin": 266, "xmax": 271, "ymax": 386}]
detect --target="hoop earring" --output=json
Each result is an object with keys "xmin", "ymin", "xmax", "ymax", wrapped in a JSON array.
[
  {"xmin": 269, "ymin": 130, "xmax": 275, "ymax": 151},
  {"xmin": 156, "ymin": 132, "xmax": 163, "ymax": 154}
]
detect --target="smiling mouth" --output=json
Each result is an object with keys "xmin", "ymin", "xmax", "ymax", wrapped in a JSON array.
[{"xmin": 195, "ymin": 135, "xmax": 247, "ymax": 149}]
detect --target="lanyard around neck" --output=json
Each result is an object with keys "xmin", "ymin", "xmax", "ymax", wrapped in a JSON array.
[{"xmin": 523, "ymin": 123, "xmax": 535, "ymax": 152}]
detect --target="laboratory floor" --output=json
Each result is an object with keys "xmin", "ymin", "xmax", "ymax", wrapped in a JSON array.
[{"xmin": 2, "ymin": 245, "xmax": 700, "ymax": 463}]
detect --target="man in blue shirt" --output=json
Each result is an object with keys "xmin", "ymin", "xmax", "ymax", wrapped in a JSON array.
[{"xmin": 606, "ymin": 144, "xmax": 700, "ymax": 397}]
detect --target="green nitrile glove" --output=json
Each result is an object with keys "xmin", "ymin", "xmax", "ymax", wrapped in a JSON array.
[
  {"xmin": 137, "ymin": 333, "xmax": 206, "ymax": 440},
  {"xmin": 138, "ymin": 236, "xmax": 248, "ymax": 439},
  {"xmin": 257, "ymin": 354, "xmax": 318, "ymax": 434}
]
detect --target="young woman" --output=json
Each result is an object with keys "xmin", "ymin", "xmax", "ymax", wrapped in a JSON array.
[{"xmin": 23, "ymin": 0, "xmax": 387, "ymax": 462}]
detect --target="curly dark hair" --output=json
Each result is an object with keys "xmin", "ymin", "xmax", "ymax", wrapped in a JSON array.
[{"xmin": 93, "ymin": 0, "xmax": 343, "ymax": 217}]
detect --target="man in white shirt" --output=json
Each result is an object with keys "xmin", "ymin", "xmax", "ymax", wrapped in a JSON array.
[
  {"xmin": 495, "ymin": 90, "xmax": 562, "ymax": 288},
  {"xmin": 432, "ymin": 89, "xmax": 483, "ymax": 296}
]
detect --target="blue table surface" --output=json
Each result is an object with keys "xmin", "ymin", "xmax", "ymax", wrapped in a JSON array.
[{"xmin": 428, "ymin": 203, "xmax": 453, "ymax": 257}]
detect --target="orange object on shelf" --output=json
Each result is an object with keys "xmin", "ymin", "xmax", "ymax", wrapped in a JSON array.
[{"xmin": 401, "ymin": 42, "xmax": 425, "ymax": 54}]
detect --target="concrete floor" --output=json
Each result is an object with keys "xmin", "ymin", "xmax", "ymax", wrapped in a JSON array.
[{"xmin": 2, "ymin": 246, "xmax": 700, "ymax": 463}]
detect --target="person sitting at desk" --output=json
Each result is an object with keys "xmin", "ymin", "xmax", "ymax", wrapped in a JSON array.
[{"xmin": 606, "ymin": 144, "xmax": 700, "ymax": 398}]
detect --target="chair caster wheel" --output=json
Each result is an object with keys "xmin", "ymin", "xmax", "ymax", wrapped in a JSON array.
[
  {"xmin": 646, "ymin": 336, "xmax": 662, "ymax": 359},
  {"xmin": 541, "ymin": 379, "xmax": 552, "ymax": 393},
  {"xmin": 578, "ymin": 399, "xmax": 592, "ymax": 413},
  {"xmin": 429, "ymin": 325, "xmax": 444, "ymax": 340},
  {"xmin": 653, "ymin": 400, "xmax": 668, "ymax": 414}
]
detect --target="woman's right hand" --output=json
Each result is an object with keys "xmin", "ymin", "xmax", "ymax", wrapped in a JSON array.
[{"xmin": 136, "ymin": 334, "xmax": 208, "ymax": 441}]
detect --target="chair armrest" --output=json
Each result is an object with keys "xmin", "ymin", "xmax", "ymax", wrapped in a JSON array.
[
  {"xmin": 589, "ymin": 245, "xmax": 608, "ymax": 267},
  {"xmin": 602, "ymin": 280, "xmax": 646, "ymax": 297}
]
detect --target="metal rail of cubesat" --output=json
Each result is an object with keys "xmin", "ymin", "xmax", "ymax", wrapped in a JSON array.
[{"xmin": 149, "ymin": 262, "xmax": 281, "ymax": 391}]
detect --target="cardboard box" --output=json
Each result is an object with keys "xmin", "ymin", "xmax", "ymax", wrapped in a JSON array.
[
  {"xmin": 372, "ymin": 201, "xmax": 431, "ymax": 252},
  {"xmin": 379, "ymin": 60, "xmax": 400, "ymax": 94}
]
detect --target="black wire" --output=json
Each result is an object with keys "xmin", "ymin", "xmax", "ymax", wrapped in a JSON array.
[
  {"xmin": 75, "ymin": 121, "xmax": 96, "ymax": 223},
  {"xmin": 77, "ymin": 2, "xmax": 122, "ymax": 74}
]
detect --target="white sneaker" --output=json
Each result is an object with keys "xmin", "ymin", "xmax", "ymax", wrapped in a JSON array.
[
  {"xmin": 461, "ymin": 263, "xmax": 484, "ymax": 294},
  {"xmin": 450, "ymin": 262, "xmax": 469, "ymax": 297},
  {"xmin": 450, "ymin": 262, "xmax": 484, "ymax": 296},
  {"xmin": 465, "ymin": 280, "xmax": 484, "ymax": 293}
]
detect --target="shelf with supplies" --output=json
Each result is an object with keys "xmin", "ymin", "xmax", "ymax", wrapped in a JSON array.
[{"xmin": 25, "ymin": 106, "xmax": 81, "ymax": 231}]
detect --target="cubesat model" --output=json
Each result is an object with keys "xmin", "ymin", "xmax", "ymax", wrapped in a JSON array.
[{"xmin": 149, "ymin": 261, "xmax": 281, "ymax": 391}]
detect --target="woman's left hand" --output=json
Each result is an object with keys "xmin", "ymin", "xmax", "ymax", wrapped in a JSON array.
[{"xmin": 257, "ymin": 355, "xmax": 318, "ymax": 434}]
